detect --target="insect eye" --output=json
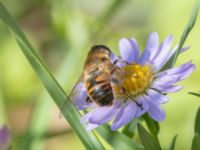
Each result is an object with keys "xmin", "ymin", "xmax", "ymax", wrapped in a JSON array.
[{"xmin": 101, "ymin": 57, "xmax": 107, "ymax": 62}]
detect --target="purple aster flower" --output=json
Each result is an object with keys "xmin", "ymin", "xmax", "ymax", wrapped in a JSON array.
[
  {"xmin": 73, "ymin": 32, "xmax": 195, "ymax": 131},
  {"xmin": 0, "ymin": 126, "xmax": 11, "ymax": 150}
]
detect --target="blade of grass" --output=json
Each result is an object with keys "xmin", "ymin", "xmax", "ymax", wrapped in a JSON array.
[
  {"xmin": 189, "ymin": 92, "xmax": 200, "ymax": 97},
  {"xmin": 192, "ymin": 134, "xmax": 200, "ymax": 150},
  {"xmin": 122, "ymin": 119, "xmax": 139, "ymax": 138},
  {"xmin": 194, "ymin": 107, "xmax": 200, "ymax": 135},
  {"xmin": 137, "ymin": 124, "xmax": 161, "ymax": 150},
  {"xmin": 168, "ymin": 135, "xmax": 178, "ymax": 150},
  {"xmin": 162, "ymin": 0, "xmax": 200, "ymax": 70},
  {"xmin": 96, "ymin": 125, "xmax": 144, "ymax": 150},
  {"xmin": 0, "ymin": 2, "xmax": 104, "ymax": 150},
  {"xmin": 27, "ymin": 47, "xmax": 88, "ymax": 150},
  {"xmin": 143, "ymin": 114, "xmax": 160, "ymax": 145}
]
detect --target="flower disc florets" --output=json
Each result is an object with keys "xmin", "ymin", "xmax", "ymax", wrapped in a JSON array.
[{"xmin": 122, "ymin": 64, "xmax": 153, "ymax": 97}]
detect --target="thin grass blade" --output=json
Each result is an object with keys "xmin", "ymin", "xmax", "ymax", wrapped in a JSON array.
[
  {"xmin": 168, "ymin": 135, "xmax": 178, "ymax": 150},
  {"xmin": 0, "ymin": 2, "xmax": 104, "ymax": 150},
  {"xmin": 97, "ymin": 125, "xmax": 144, "ymax": 150},
  {"xmin": 122, "ymin": 119, "xmax": 139, "ymax": 138},
  {"xmin": 189, "ymin": 92, "xmax": 200, "ymax": 97},
  {"xmin": 143, "ymin": 114, "xmax": 160, "ymax": 144},
  {"xmin": 192, "ymin": 134, "xmax": 200, "ymax": 150},
  {"xmin": 162, "ymin": 0, "xmax": 200, "ymax": 70},
  {"xmin": 137, "ymin": 124, "xmax": 161, "ymax": 150},
  {"xmin": 194, "ymin": 107, "xmax": 200, "ymax": 135}
]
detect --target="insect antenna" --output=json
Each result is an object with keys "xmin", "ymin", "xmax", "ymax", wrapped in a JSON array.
[{"xmin": 124, "ymin": 93, "xmax": 143, "ymax": 109}]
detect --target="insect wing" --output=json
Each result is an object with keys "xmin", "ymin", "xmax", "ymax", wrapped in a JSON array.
[{"xmin": 59, "ymin": 74, "xmax": 88, "ymax": 118}]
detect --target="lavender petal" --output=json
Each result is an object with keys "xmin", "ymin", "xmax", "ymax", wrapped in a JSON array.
[
  {"xmin": 151, "ymin": 35, "xmax": 173, "ymax": 70},
  {"xmin": 154, "ymin": 45, "xmax": 190, "ymax": 70},
  {"xmin": 147, "ymin": 100, "xmax": 166, "ymax": 121},
  {"xmin": 85, "ymin": 123, "xmax": 99, "ymax": 131},
  {"xmin": 72, "ymin": 82, "xmax": 93, "ymax": 110},
  {"xmin": 111, "ymin": 101, "xmax": 137, "ymax": 130},
  {"xmin": 119, "ymin": 38, "xmax": 139, "ymax": 63},
  {"xmin": 157, "ymin": 61, "xmax": 195, "ymax": 81},
  {"xmin": 157, "ymin": 60, "xmax": 193, "ymax": 77},
  {"xmin": 146, "ymin": 32, "xmax": 159, "ymax": 60},
  {"xmin": 81, "ymin": 103, "xmax": 119, "ymax": 125},
  {"xmin": 153, "ymin": 85, "xmax": 183, "ymax": 93},
  {"xmin": 147, "ymin": 89, "xmax": 169, "ymax": 104},
  {"xmin": 135, "ymin": 97, "xmax": 149, "ymax": 117},
  {"xmin": 180, "ymin": 46, "xmax": 190, "ymax": 53},
  {"xmin": 153, "ymin": 75, "xmax": 180, "ymax": 87},
  {"xmin": 129, "ymin": 38, "xmax": 140, "ymax": 63},
  {"xmin": 139, "ymin": 50, "xmax": 150, "ymax": 66}
]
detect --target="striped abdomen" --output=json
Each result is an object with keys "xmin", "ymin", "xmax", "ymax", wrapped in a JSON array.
[{"xmin": 85, "ymin": 72, "xmax": 114, "ymax": 106}]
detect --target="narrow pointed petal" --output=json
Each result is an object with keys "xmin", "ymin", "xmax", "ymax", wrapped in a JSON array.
[
  {"xmin": 86, "ymin": 124, "xmax": 99, "ymax": 131},
  {"xmin": 119, "ymin": 38, "xmax": 139, "ymax": 63},
  {"xmin": 154, "ymin": 45, "xmax": 190, "ymax": 70},
  {"xmin": 111, "ymin": 101, "xmax": 137, "ymax": 130},
  {"xmin": 147, "ymin": 89, "xmax": 169, "ymax": 104},
  {"xmin": 155, "ymin": 44, "xmax": 178, "ymax": 70},
  {"xmin": 110, "ymin": 52, "xmax": 119, "ymax": 63},
  {"xmin": 153, "ymin": 35, "xmax": 174, "ymax": 60},
  {"xmin": 178, "ymin": 64, "xmax": 195, "ymax": 80},
  {"xmin": 153, "ymin": 85, "xmax": 183, "ymax": 93},
  {"xmin": 135, "ymin": 97, "xmax": 149, "ymax": 117},
  {"xmin": 180, "ymin": 46, "xmax": 190, "ymax": 53},
  {"xmin": 147, "ymin": 100, "xmax": 166, "ymax": 121},
  {"xmin": 72, "ymin": 83, "xmax": 92, "ymax": 110},
  {"xmin": 157, "ymin": 61, "xmax": 195, "ymax": 82},
  {"xmin": 152, "ymin": 35, "xmax": 174, "ymax": 70},
  {"xmin": 81, "ymin": 101, "xmax": 120, "ymax": 125},
  {"xmin": 130, "ymin": 38, "xmax": 140, "ymax": 63},
  {"xmin": 139, "ymin": 50, "xmax": 150, "ymax": 65},
  {"xmin": 146, "ymin": 32, "xmax": 159, "ymax": 60},
  {"xmin": 140, "ymin": 32, "xmax": 159, "ymax": 65},
  {"xmin": 161, "ymin": 64, "xmax": 195, "ymax": 82},
  {"xmin": 153, "ymin": 75, "xmax": 180, "ymax": 87}
]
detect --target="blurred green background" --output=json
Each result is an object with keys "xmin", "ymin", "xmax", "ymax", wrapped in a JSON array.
[{"xmin": 0, "ymin": 0, "xmax": 199, "ymax": 149}]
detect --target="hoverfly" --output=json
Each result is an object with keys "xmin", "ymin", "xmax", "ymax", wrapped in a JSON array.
[{"xmin": 60, "ymin": 45, "xmax": 141, "ymax": 118}]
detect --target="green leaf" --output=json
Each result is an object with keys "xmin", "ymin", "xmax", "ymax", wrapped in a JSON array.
[
  {"xmin": 138, "ymin": 124, "xmax": 161, "ymax": 150},
  {"xmin": 0, "ymin": 2, "xmax": 104, "ymax": 150},
  {"xmin": 162, "ymin": 0, "xmax": 200, "ymax": 70},
  {"xmin": 168, "ymin": 135, "xmax": 178, "ymax": 150},
  {"xmin": 189, "ymin": 92, "xmax": 200, "ymax": 97},
  {"xmin": 122, "ymin": 118, "xmax": 139, "ymax": 138},
  {"xmin": 192, "ymin": 134, "xmax": 200, "ymax": 150},
  {"xmin": 194, "ymin": 107, "xmax": 200, "ymax": 135},
  {"xmin": 143, "ymin": 114, "xmax": 160, "ymax": 141},
  {"xmin": 97, "ymin": 125, "xmax": 144, "ymax": 150}
]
